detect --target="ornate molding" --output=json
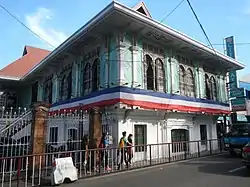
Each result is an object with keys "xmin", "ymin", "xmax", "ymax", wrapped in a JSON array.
[{"xmin": 144, "ymin": 31, "xmax": 168, "ymax": 42}]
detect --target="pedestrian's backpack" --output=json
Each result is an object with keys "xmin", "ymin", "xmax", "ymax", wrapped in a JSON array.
[{"xmin": 119, "ymin": 137, "xmax": 126, "ymax": 148}]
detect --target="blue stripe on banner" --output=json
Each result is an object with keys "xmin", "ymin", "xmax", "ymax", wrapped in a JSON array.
[{"xmin": 51, "ymin": 86, "xmax": 229, "ymax": 107}]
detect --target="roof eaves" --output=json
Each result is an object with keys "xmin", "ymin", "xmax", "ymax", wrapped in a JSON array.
[
  {"xmin": 113, "ymin": 2, "xmax": 245, "ymax": 70},
  {"xmin": 0, "ymin": 75, "xmax": 21, "ymax": 81}
]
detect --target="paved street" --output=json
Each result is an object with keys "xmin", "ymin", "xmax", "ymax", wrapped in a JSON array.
[{"xmin": 63, "ymin": 154, "xmax": 250, "ymax": 187}]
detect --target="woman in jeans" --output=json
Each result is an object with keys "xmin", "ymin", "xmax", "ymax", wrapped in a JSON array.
[{"xmin": 99, "ymin": 133, "xmax": 111, "ymax": 171}]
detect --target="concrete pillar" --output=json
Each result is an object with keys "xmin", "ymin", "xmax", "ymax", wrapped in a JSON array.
[
  {"xmin": 88, "ymin": 107, "xmax": 102, "ymax": 149},
  {"xmin": 29, "ymin": 103, "xmax": 49, "ymax": 174}
]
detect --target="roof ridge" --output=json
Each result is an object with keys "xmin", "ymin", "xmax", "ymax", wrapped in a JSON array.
[{"xmin": 25, "ymin": 45, "xmax": 51, "ymax": 52}]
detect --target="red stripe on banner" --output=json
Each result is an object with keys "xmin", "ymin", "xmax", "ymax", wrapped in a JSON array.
[
  {"xmin": 49, "ymin": 98, "xmax": 230, "ymax": 115},
  {"xmin": 49, "ymin": 99, "xmax": 120, "ymax": 115},
  {"xmin": 119, "ymin": 99, "xmax": 230, "ymax": 114}
]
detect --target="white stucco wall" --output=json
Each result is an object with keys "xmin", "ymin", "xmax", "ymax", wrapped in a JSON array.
[
  {"xmin": 114, "ymin": 110, "xmax": 219, "ymax": 161},
  {"xmin": 46, "ymin": 116, "xmax": 89, "ymax": 148}
]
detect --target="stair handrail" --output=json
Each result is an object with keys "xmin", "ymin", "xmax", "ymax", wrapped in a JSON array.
[{"xmin": 0, "ymin": 110, "xmax": 32, "ymax": 135}]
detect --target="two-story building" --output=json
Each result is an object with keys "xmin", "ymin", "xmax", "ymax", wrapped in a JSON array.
[{"xmin": 0, "ymin": 1, "xmax": 244, "ymax": 157}]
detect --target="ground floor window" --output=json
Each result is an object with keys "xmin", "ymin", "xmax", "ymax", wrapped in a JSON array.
[
  {"xmin": 171, "ymin": 129, "xmax": 189, "ymax": 153},
  {"xmin": 134, "ymin": 125, "xmax": 147, "ymax": 152},
  {"xmin": 49, "ymin": 127, "xmax": 58, "ymax": 145},
  {"xmin": 68, "ymin": 128, "xmax": 78, "ymax": 140},
  {"xmin": 67, "ymin": 128, "xmax": 78, "ymax": 151},
  {"xmin": 200, "ymin": 125, "xmax": 207, "ymax": 145}
]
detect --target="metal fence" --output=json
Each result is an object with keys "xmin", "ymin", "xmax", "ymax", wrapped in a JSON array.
[
  {"xmin": 0, "ymin": 107, "xmax": 32, "ymax": 162},
  {"xmin": 0, "ymin": 109, "xmax": 118, "ymax": 161},
  {"xmin": 0, "ymin": 139, "xmax": 224, "ymax": 187}
]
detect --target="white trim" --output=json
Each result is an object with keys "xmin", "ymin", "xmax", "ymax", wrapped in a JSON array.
[{"xmin": 0, "ymin": 76, "xmax": 20, "ymax": 81}]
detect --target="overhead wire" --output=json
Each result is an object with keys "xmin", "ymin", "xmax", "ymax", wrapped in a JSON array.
[
  {"xmin": 185, "ymin": 0, "xmax": 216, "ymax": 54},
  {"xmin": 0, "ymin": 3, "xmax": 55, "ymax": 48},
  {"xmin": 160, "ymin": 0, "xmax": 185, "ymax": 22}
]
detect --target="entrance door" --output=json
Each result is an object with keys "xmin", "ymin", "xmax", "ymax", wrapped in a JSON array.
[
  {"xmin": 200, "ymin": 125, "xmax": 208, "ymax": 151},
  {"xmin": 171, "ymin": 129, "xmax": 189, "ymax": 154},
  {"xmin": 31, "ymin": 82, "xmax": 38, "ymax": 103},
  {"xmin": 134, "ymin": 125, "xmax": 147, "ymax": 162}
]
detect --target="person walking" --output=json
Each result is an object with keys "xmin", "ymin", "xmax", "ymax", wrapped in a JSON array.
[
  {"xmin": 118, "ymin": 131, "xmax": 129, "ymax": 170},
  {"xmin": 127, "ymin": 134, "xmax": 133, "ymax": 165},
  {"xmin": 99, "ymin": 133, "xmax": 111, "ymax": 171}
]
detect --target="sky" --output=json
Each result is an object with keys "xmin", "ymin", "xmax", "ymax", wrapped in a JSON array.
[{"xmin": 0, "ymin": 0, "xmax": 250, "ymax": 79}]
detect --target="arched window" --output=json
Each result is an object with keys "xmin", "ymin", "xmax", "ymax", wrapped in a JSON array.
[
  {"xmin": 186, "ymin": 68, "xmax": 195, "ymax": 97},
  {"xmin": 171, "ymin": 129, "xmax": 189, "ymax": 153},
  {"xmin": 144, "ymin": 55, "xmax": 154, "ymax": 90},
  {"xmin": 60, "ymin": 75, "xmax": 67, "ymax": 100},
  {"xmin": 210, "ymin": 76, "xmax": 217, "ymax": 101},
  {"xmin": 179, "ymin": 65, "xmax": 186, "ymax": 95},
  {"xmin": 83, "ymin": 62, "xmax": 91, "ymax": 94},
  {"xmin": 43, "ymin": 80, "xmax": 52, "ymax": 103},
  {"xmin": 60, "ymin": 70, "xmax": 72, "ymax": 101},
  {"xmin": 205, "ymin": 74, "xmax": 211, "ymax": 100},
  {"xmin": 155, "ymin": 58, "xmax": 165, "ymax": 92},
  {"xmin": 92, "ymin": 59, "xmax": 99, "ymax": 92}
]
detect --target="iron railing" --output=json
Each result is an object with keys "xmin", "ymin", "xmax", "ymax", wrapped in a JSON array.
[{"xmin": 0, "ymin": 139, "xmax": 224, "ymax": 186}]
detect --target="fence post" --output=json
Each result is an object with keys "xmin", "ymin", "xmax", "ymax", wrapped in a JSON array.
[
  {"xmin": 149, "ymin": 145, "xmax": 152, "ymax": 166},
  {"xmin": 209, "ymin": 140, "xmax": 212, "ymax": 155},
  {"xmin": 168, "ymin": 143, "xmax": 171, "ymax": 163},
  {"xmin": 184, "ymin": 142, "xmax": 187, "ymax": 160},
  {"xmin": 197, "ymin": 141, "xmax": 200, "ymax": 157},
  {"xmin": 89, "ymin": 107, "xmax": 102, "ymax": 149},
  {"xmin": 28, "ymin": 103, "xmax": 49, "ymax": 179},
  {"xmin": 88, "ymin": 107, "xmax": 102, "ymax": 172},
  {"xmin": 17, "ymin": 157, "xmax": 21, "ymax": 187}
]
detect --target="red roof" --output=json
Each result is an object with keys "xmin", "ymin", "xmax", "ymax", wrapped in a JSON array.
[{"xmin": 0, "ymin": 46, "xmax": 50, "ymax": 78}]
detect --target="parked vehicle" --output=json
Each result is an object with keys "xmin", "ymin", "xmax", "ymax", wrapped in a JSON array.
[
  {"xmin": 224, "ymin": 123, "xmax": 250, "ymax": 157},
  {"xmin": 242, "ymin": 143, "xmax": 250, "ymax": 169}
]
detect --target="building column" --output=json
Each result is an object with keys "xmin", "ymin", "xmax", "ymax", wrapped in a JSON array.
[
  {"xmin": 223, "ymin": 76, "xmax": 228, "ymax": 102},
  {"xmin": 118, "ymin": 44, "xmax": 127, "ymax": 85},
  {"xmin": 164, "ymin": 52, "xmax": 171, "ymax": 94},
  {"xmin": 37, "ymin": 82, "xmax": 43, "ymax": 102},
  {"xmin": 72, "ymin": 61, "xmax": 79, "ymax": 97},
  {"xmin": 88, "ymin": 107, "xmax": 102, "ymax": 149},
  {"xmin": 104, "ymin": 46, "xmax": 109, "ymax": 88},
  {"xmin": 198, "ymin": 67, "xmax": 205, "ymax": 98},
  {"xmin": 29, "ymin": 103, "xmax": 49, "ymax": 174},
  {"xmin": 170, "ymin": 58, "xmax": 179, "ymax": 94},
  {"xmin": 52, "ymin": 74, "xmax": 59, "ymax": 103},
  {"xmin": 114, "ymin": 31, "xmax": 127, "ymax": 86},
  {"xmin": 194, "ymin": 65, "xmax": 200, "ymax": 98},
  {"xmin": 216, "ymin": 75, "xmax": 222, "ymax": 102},
  {"xmin": 131, "ymin": 46, "xmax": 139, "ymax": 87}
]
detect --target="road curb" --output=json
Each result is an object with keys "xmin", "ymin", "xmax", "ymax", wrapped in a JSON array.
[{"xmin": 80, "ymin": 153, "xmax": 228, "ymax": 181}]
